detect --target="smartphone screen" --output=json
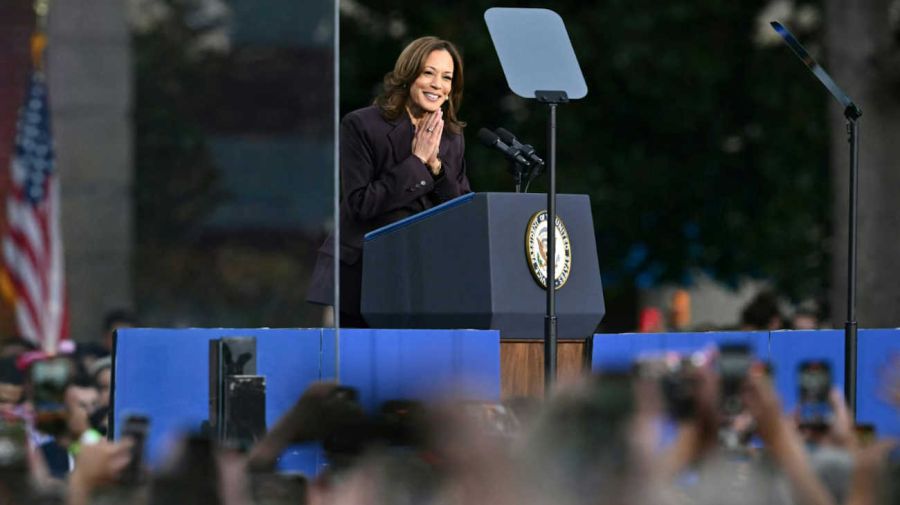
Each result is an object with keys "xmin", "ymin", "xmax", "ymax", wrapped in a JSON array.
[
  {"xmin": 31, "ymin": 358, "xmax": 72, "ymax": 408},
  {"xmin": 798, "ymin": 360, "xmax": 833, "ymax": 427},
  {"xmin": 718, "ymin": 344, "xmax": 752, "ymax": 416}
]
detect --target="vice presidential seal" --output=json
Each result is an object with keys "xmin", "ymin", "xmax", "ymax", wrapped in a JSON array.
[{"xmin": 525, "ymin": 210, "xmax": 572, "ymax": 290}]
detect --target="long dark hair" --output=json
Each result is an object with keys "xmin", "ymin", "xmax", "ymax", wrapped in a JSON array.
[{"xmin": 374, "ymin": 36, "xmax": 465, "ymax": 134}]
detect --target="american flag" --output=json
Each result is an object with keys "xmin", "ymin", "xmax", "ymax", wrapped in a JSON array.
[{"xmin": 1, "ymin": 72, "xmax": 68, "ymax": 352}]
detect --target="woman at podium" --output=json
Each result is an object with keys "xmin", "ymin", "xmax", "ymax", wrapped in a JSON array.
[{"xmin": 307, "ymin": 36, "xmax": 472, "ymax": 327}]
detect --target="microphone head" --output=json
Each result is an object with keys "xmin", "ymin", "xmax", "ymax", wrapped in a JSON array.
[
  {"xmin": 495, "ymin": 127, "xmax": 516, "ymax": 145},
  {"xmin": 477, "ymin": 127, "xmax": 500, "ymax": 147}
]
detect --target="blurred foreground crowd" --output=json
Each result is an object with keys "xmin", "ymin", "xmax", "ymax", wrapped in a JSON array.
[{"xmin": 1, "ymin": 322, "xmax": 898, "ymax": 505}]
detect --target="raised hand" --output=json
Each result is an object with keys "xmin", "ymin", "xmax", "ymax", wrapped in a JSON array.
[{"xmin": 412, "ymin": 109, "xmax": 444, "ymax": 175}]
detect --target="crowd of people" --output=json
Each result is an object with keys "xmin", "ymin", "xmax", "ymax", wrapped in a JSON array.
[
  {"xmin": 0, "ymin": 311, "xmax": 134, "ymax": 487},
  {"xmin": 1, "ymin": 321, "xmax": 898, "ymax": 505},
  {"xmin": 638, "ymin": 290, "xmax": 825, "ymax": 334}
]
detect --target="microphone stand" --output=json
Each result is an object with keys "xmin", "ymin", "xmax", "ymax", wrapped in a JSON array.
[
  {"xmin": 535, "ymin": 90, "xmax": 568, "ymax": 389},
  {"xmin": 508, "ymin": 160, "xmax": 529, "ymax": 192}
]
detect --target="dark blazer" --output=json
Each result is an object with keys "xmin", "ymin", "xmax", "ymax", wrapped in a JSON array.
[{"xmin": 306, "ymin": 105, "xmax": 471, "ymax": 322}]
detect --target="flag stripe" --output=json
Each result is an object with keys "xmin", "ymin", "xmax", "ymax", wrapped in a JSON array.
[
  {"xmin": 6, "ymin": 198, "xmax": 46, "ymax": 260},
  {"xmin": 2, "ymin": 237, "xmax": 45, "ymax": 314},
  {"xmin": 2, "ymin": 239, "xmax": 44, "ymax": 340},
  {"xmin": 15, "ymin": 302, "xmax": 39, "ymax": 347},
  {"xmin": 5, "ymin": 228, "xmax": 44, "ymax": 282},
  {"xmin": 45, "ymin": 181, "xmax": 63, "ymax": 352}
]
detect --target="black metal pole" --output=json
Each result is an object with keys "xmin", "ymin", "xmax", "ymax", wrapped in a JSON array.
[
  {"xmin": 544, "ymin": 102, "xmax": 558, "ymax": 389},
  {"xmin": 768, "ymin": 21, "xmax": 862, "ymax": 418},
  {"xmin": 510, "ymin": 160, "xmax": 524, "ymax": 193},
  {"xmin": 844, "ymin": 114, "xmax": 859, "ymax": 417}
]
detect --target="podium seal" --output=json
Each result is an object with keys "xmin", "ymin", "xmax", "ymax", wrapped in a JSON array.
[{"xmin": 525, "ymin": 210, "xmax": 572, "ymax": 290}]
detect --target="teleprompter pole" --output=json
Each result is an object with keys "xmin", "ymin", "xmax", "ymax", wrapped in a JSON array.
[
  {"xmin": 545, "ymin": 102, "xmax": 558, "ymax": 386},
  {"xmin": 536, "ymin": 90, "xmax": 568, "ymax": 391}
]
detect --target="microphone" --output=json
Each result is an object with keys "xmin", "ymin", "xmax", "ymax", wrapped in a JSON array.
[
  {"xmin": 477, "ymin": 128, "xmax": 531, "ymax": 167},
  {"xmin": 495, "ymin": 128, "xmax": 545, "ymax": 167}
]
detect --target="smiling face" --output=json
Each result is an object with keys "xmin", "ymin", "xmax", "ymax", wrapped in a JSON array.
[{"xmin": 407, "ymin": 49, "xmax": 454, "ymax": 117}]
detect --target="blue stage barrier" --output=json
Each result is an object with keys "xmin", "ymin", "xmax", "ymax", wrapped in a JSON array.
[
  {"xmin": 320, "ymin": 328, "xmax": 501, "ymax": 411},
  {"xmin": 112, "ymin": 327, "xmax": 499, "ymax": 476},
  {"xmin": 857, "ymin": 330, "xmax": 900, "ymax": 436},
  {"xmin": 592, "ymin": 329, "xmax": 899, "ymax": 436}
]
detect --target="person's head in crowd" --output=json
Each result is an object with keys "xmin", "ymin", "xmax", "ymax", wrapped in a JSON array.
[
  {"xmin": 740, "ymin": 290, "xmax": 785, "ymax": 330},
  {"xmin": 0, "ymin": 336, "xmax": 37, "ymax": 359},
  {"xmin": 792, "ymin": 300, "xmax": 821, "ymax": 330},
  {"xmin": 102, "ymin": 308, "xmax": 138, "ymax": 351},
  {"xmin": 517, "ymin": 373, "xmax": 643, "ymax": 505},
  {"xmin": 325, "ymin": 449, "xmax": 445, "ymax": 505},
  {"xmin": 62, "ymin": 375, "xmax": 99, "ymax": 444},
  {"xmin": 73, "ymin": 341, "xmax": 109, "ymax": 380},
  {"xmin": 31, "ymin": 368, "xmax": 93, "ymax": 480},
  {"xmin": 89, "ymin": 356, "xmax": 112, "ymax": 409},
  {"xmin": 0, "ymin": 357, "xmax": 25, "ymax": 408}
]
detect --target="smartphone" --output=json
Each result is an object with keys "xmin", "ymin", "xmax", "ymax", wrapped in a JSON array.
[
  {"xmin": 120, "ymin": 414, "xmax": 150, "ymax": 485},
  {"xmin": 718, "ymin": 343, "xmax": 752, "ymax": 417},
  {"xmin": 797, "ymin": 360, "xmax": 833, "ymax": 427},
  {"xmin": 31, "ymin": 358, "xmax": 72, "ymax": 408}
]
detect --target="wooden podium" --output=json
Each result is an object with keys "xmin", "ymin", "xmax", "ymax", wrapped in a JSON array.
[
  {"xmin": 361, "ymin": 192, "xmax": 604, "ymax": 396},
  {"xmin": 501, "ymin": 339, "xmax": 592, "ymax": 397}
]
